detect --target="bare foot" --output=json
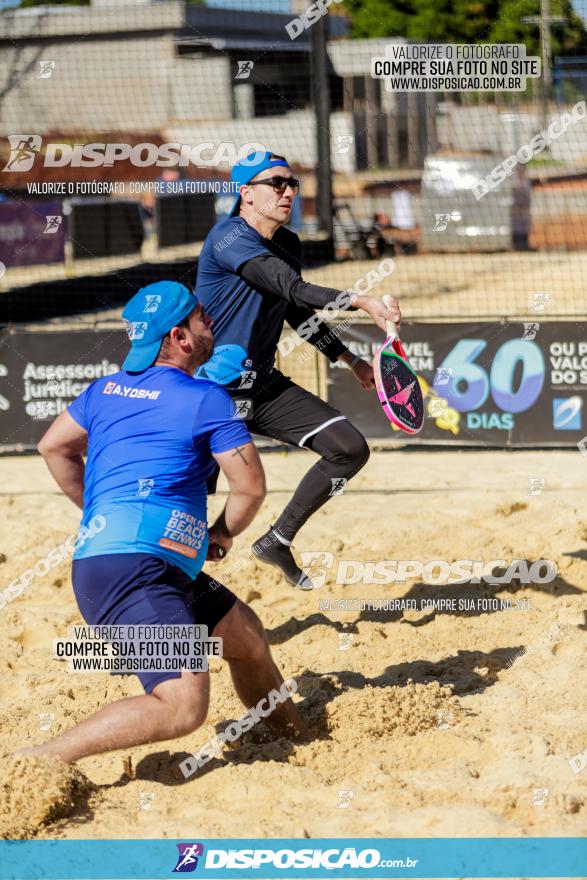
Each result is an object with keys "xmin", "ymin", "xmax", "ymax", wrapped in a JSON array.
[
  {"xmin": 288, "ymin": 721, "xmax": 314, "ymax": 743},
  {"xmin": 294, "ymin": 728, "xmax": 315, "ymax": 744},
  {"xmin": 11, "ymin": 746, "xmax": 43, "ymax": 759}
]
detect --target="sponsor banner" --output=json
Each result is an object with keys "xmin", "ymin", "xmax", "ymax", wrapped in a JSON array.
[
  {"xmin": 0, "ymin": 200, "xmax": 65, "ymax": 267},
  {"xmin": 327, "ymin": 320, "xmax": 587, "ymax": 446},
  {"xmin": 1, "ymin": 322, "xmax": 585, "ymax": 449},
  {"xmin": 0, "ymin": 837, "xmax": 585, "ymax": 878},
  {"xmin": 0, "ymin": 330, "xmax": 127, "ymax": 450}
]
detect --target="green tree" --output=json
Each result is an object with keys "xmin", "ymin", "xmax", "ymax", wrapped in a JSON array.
[
  {"xmin": 340, "ymin": 0, "xmax": 412, "ymax": 38},
  {"xmin": 342, "ymin": 0, "xmax": 586, "ymax": 55}
]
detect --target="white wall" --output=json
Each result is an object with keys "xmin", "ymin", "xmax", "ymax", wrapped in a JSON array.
[
  {"xmin": 166, "ymin": 110, "xmax": 357, "ymax": 172},
  {"xmin": 0, "ymin": 36, "xmax": 176, "ymax": 133},
  {"xmin": 172, "ymin": 55, "xmax": 233, "ymax": 123},
  {"xmin": 437, "ymin": 104, "xmax": 587, "ymax": 163}
]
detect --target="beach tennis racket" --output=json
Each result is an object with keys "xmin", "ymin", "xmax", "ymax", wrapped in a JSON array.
[{"xmin": 374, "ymin": 296, "xmax": 424, "ymax": 435}]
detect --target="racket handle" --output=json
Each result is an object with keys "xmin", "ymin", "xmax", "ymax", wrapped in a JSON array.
[
  {"xmin": 383, "ymin": 295, "xmax": 398, "ymax": 341},
  {"xmin": 386, "ymin": 321, "xmax": 398, "ymax": 341}
]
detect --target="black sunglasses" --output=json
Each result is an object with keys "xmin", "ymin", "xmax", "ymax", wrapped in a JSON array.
[{"xmin": 247, "ymin": 176, "xmax": 300, "ymax": 194}]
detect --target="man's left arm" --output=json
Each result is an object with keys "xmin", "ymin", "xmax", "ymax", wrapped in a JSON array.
[
  {"xmin": 38, "ymin": 411, "xmax": 88, "ymax": 510},
  {"xmin": 284, "ymin": 302, "xmax": 375, "ymax": 390}
]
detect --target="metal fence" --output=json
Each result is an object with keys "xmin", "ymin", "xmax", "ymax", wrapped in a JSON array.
[{"xmin": 0, "ymin": 4, "xmax": 585, "ymax": 342}]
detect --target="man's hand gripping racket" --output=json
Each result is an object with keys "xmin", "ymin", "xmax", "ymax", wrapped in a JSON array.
[{"xmin": 373, "ymin": 295, "xmax": 424, "ymax": 435}]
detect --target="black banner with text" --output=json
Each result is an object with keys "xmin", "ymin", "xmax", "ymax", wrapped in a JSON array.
[
  {"xmin": 1, "ymin": 322, "xmax": 586, "ymax": 450},
  {"xmin": 327, "ymin": 320, "xmax": 587, "ymax": 446},
  {"xmin": 0, "ymin": 330, "xmax": 128, "ymax": 451}
]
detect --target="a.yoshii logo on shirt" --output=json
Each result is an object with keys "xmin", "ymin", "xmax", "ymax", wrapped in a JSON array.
[{"xmin": 103, "ymin": 382, "xmax": 161, "ymax": 400}]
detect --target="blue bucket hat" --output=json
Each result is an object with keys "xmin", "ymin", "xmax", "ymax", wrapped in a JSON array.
[
  {"xmin": 229, "ymin": 149, "xmax": 289, "ymax": 217},
  {"xmin": 121, "ymin": 281, "xmax": 198, "ymax": 372}
]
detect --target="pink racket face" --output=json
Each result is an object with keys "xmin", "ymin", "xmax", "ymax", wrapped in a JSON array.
[{"xmin": 374, "ymin": 339, "xmax": 424, "ymax": 434}]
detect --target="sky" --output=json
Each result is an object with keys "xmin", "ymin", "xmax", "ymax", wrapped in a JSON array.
[
  {"xmin": 0, "ymin": 0, "xmax": 291, "ymax": 8},
  {"xmin": 209, "ymin": 0, "xmax": 583, "ymax": 14}
]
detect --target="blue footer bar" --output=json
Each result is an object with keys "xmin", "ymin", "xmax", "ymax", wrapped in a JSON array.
[{"xmin": 0, "ymin": 838, "xmax": 585, "ymax": 879}]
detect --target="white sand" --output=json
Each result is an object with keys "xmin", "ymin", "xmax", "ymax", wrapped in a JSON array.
[{"xmin": 0, "ymin": 449, "xmax": 586, "ymax": 840}]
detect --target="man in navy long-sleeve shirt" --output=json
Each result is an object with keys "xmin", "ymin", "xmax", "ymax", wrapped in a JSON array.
[{"xmin": 195, "ymin": 150, "xmax": 401, "ymax": 590}]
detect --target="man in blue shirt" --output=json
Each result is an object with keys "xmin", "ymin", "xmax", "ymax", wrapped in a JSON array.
[
  {"xmin": 196, "ymin": 150, "xmax": 402, "ymax": 588},
  {"xmin": 15, "ymin": 281, "xmax": 310, "ymax": 763}
]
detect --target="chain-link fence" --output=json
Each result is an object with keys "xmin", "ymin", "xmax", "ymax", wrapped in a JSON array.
[{"xmin": 0, "ymin": 2, "xmax": 585, "ymax": 326}]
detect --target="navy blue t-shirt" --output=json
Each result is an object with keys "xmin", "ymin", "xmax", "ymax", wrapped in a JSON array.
[
  {"xmin": 195, "ymin": 217, "xmax": 301, "ymax": 386},
  {"xmin": 67, "ymin": 366, "xmax": 251, "ymax": 577}
]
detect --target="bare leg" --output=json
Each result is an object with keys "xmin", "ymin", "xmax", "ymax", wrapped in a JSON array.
[
  {"xmin": 214, "ymin": 600, "xmax": 312, "ymax": 740},
  {"xmin": 12, "ymin": 671, "xmax": 209, "ymax": 763}
]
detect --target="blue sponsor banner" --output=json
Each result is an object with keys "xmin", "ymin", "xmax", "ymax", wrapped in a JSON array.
[{"xmin": 0, "ymin": 838, "xmax": 585, "ymax": 879}]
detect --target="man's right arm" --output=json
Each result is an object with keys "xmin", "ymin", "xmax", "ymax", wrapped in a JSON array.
[
  {"xmin": 239, "ymin": 252, "xmax": 401, "ymax": 332},
  {"xmin": 37, "ymin": 410, "xmax": 88, "ymax": 510}
]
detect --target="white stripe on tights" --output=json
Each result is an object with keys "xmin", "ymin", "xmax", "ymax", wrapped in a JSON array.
[{"xmin": 298, "ymin": 415, "xmax": 347, "ymax": 448}]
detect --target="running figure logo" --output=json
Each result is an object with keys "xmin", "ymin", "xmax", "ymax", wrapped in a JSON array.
[
  {"xmin": 434, "ymin": 366, "xmax": 452, "ymax": 386},
  {"xmin": 299, "ymin": 551, "xmax": 333, "ymax": 588},
  {"xmin": 173, "ymin": 843, "xmax": 204, "ymax": 873},
  {"xmin": 433, "ymin": 211, "xmax": 460, "ymax": 232},
  {"xmin": 529, "ymin": 292, "xmax": 550, "ymax": 313},
  {"xmin": 334, "ymin": 135, "xmax": 354, "ymax": 154},
  {"xmin": 428, "ymin": 398, "xmax": 448, "ymax": 418},
  {"xmin": 522, "ymin": 322, "xmax": 539, "ymax": 340},
  {"xmin": 37, "ymin": 61, "xmax": 56, "ymax": 79},
  {"xmin": 137, "ymin": 478, "xmax": 154, "ymax": 497},
  {"xmin": 235, "ymin": 61, "xmax": 254, "ymax": 80},
  {"xmin": 143, "ymin": 294, "xmax": 162, "ymax": 313},
  {"xmin": 233, "ymin": 399, "xmax": 252, "ymax": 419},
  {"xmin": 44, "ymin": 215, "xmax": 62, "ymax": 234},
  {"xmin": 3, "ymin": 135, "xmax": 42, "ymax": 172},
  {"xmin": 123, "ymin": 319, "xmax": 148, "ymax": 340},
  {"xmin": 237, "ymin": 370, "xmax": 256, "ymax": 390},
  {"xmin": 329, "ymin": 477, "xmax": 347, "ymax": 496}
]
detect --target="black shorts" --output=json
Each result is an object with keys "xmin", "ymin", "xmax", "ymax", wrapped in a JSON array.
[
  {"xmin": 72, "ymin": 554, "xmax": 237, "ymax": 694},
  {"xmin": 233, "ymin": 369, "xmax": 347, "ymax": 448}
]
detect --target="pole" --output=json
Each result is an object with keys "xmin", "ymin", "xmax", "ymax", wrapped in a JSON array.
[
  {"xmin": 540, "ymin": 0, "xmax": 552, "ymax": 103},
  {"xmin": 540, "ymin": 0, "xmax": 552, "ymax": 132},
  {"xmin": 522, "ymin": 1, "xmax": 564, "ymax": 133},
  {"xmin": 311, "ymin": 15, "xmax": 333, "ymax": 237}
]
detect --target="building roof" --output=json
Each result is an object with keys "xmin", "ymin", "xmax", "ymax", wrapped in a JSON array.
[
  {"xmin": 328, "ymin": 37, "xmax": 407, "ymax": 76},
  {"xmin": 0, "ymin": 1, "xmax": 348, "ymax": 47},
  {"xmin": 184, "ymin": 4, "xmax": 347, "ymax": 50}
]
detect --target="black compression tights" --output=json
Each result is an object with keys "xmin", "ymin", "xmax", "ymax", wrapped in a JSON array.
[{"xmin": 272, "ymin": 420, "xmax": 370, "ymax": 542}]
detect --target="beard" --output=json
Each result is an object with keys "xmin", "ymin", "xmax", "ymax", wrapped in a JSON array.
[{"xmin": 193, "ymin": 333, "xmax": 214, "ymax": 366}]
